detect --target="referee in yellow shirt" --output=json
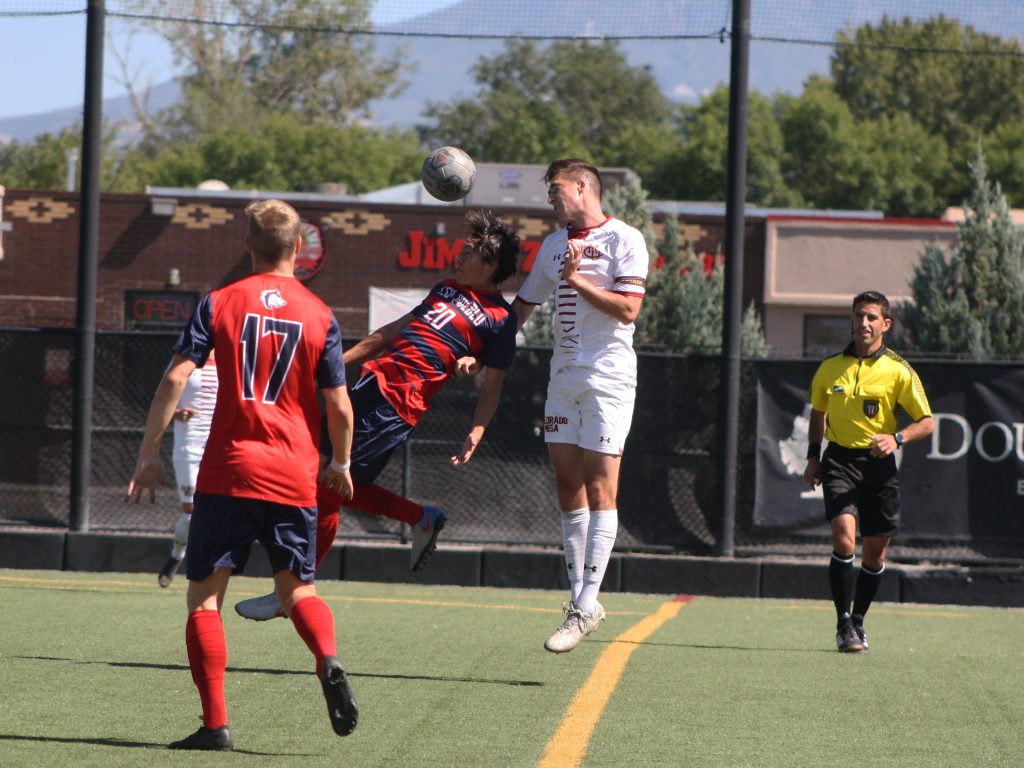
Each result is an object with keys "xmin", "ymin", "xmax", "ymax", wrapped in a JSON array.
[{"xmin": 803, "ymin": 291, "xmax": 934, "ymax": 653}]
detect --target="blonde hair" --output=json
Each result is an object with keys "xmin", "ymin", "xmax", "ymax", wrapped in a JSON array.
[{"xmin": 245, "ymin": 199, "xmax": 301, "ymax": 263}]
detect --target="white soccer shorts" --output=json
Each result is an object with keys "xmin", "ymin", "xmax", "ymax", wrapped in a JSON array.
[{"xmin": 543, "ymin": 367, "xmax": 636, "ymax": 455}]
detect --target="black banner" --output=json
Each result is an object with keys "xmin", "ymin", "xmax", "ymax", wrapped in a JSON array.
[{"xmin": 755, "ymin": 361, "xmax": 1024, "ymax": 542}]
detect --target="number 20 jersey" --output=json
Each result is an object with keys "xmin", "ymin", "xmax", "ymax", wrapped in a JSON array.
[
  {"xmin": 172, "ymin": 273, "xmax": 346, "ymax": 506},
  {"xmin": 363, "ymin": 279, "xmax": 517, "ymax": 426}
]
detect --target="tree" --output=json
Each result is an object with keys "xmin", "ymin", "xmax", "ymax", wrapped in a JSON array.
[
  {"xmin": 861, "ymin": 113, "xmax": 949, "ymax": 217},
  {"xmin": 420, "ymin": 39, "xmax": 676, "ymax": 188},
  {"xmin": 828, "ymin": 15, "xmax": 1024, "ymax": 211},
  {"xmin": 832, "ymin": 16, "xmax": 1024, "ymax": 148},
  {"xmin": 0, "ymin": 128, "xmax": 84, "ymax": 191},
  {"xmin": 601, "ymin": 171, "xmax": 657, "ymax": 261},
  {"xmin": 602, "ymin": 174, "xmax": 767, "ymax": 356},
  {"xmin": 655, "ymin": 85, "xmax": 802, "ymax": 208},
  {"xmin": 898, "ymin": 151, "xmax": 1024, "ymax": 359},
  {"xmin": 126, "ymin": 113, "xmax": 421, "ymax": 194},
  {"xmin": 776, "ymin": 77, "xmax": 878, "ymax": 211},
  {"xmin": 122, "ymin": 0, "xmax": 407, "ymax": 139},
  {"xmin": 0, "ymin": 124, "xmax": 149, "ymax": 192},
  {"xmin": 981, "ymin": 120, "xmax": 1024, "ymax": 208}
]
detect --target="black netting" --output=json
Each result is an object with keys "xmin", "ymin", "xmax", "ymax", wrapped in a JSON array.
[
  {"xmin": 0, "ymin": 329, "xmax": 732, "ymax": 551},
  {"xmin": 1, "ymin": 328, "xmax": 1020, "ymax": 563}
]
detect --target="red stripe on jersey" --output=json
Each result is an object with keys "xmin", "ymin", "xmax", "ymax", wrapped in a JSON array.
[{"xmin": 365, "ymin": 280, "xmax": 514, "ymax": 426}]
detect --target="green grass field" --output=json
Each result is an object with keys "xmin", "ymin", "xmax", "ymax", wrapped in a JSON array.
[{"xmin": 2, "ymin": 569, "xmax": 1022, "ymax": 767}]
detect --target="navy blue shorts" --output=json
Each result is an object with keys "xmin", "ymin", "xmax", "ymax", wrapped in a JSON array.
[
  {"xmin": 321, "ymin": 371, "xmax": 415, "ymax": 486},
  {"xmin": 185, "ymin": 491, "xmax": 318, "ymax": 583}
]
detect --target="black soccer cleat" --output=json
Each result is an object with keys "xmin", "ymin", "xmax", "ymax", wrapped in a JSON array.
[
  {"xmin": 836, "ymin": 622, "xmax": 865, "ymax": 653},
  {"xmin": 168, "ymin": 725, "xmax": 233, "ymax": 751},
  {"xmin": 319, "ymin": 655, "xmax": 359, "ymax": 736},
  {"xmin": 158, "ymin": 556, "xmax": 182, "ymax": 588}
]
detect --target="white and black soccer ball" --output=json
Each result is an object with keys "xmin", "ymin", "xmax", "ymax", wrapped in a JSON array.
[{"xmin": 420, "ymin": 146, "xmax": 476, "ymax": 202}]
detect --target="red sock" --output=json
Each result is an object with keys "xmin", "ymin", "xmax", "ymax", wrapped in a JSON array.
[
  {"xmin": 185, "ymin": 610, "xmax": 228, "ymax": 729},
  {"xmin": 349, "ymin": 483, "xmax": 423, "ymax": 526},
  {"xmin": 315, "ymin": 480, "xmax": 342, "ymax": 569},
  {"xmin": 290, "ymin": 596, "xmax": 337, "ymax": 675}
]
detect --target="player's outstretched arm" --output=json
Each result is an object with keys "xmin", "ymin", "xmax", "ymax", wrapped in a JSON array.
[
  {"xmin": 451, "ymin": 367, "xmax": 506, "ymax": 466},
  {"xmin": 125, "ymin": 355, "xmax": 196, "ymax": 503},
  {"xmin": 343, "ymin": 312, "xmax": 415, "ymax": 366},
  {"xmin": 322, "ymin": 384, "xmax": 355, "ymax": 500}
]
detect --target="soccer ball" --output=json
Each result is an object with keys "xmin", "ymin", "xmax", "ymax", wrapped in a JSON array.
[{"xmin": 421, "ymin": 146, "xmax": 476, "ymax": 202}]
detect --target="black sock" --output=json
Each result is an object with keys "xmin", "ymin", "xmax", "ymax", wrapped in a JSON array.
[
  {"xmin": 829, "ymin": 552, "xmax": 855, "ymax": 625},
  {"xmin": 852, "ymin": 563, "xmax": 885, "ymax": 622}
]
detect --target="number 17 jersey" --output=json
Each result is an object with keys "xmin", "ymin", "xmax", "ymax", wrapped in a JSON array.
[{"xmin": 172, "ymin": 273, "xmax": 347, "ymax": 506}]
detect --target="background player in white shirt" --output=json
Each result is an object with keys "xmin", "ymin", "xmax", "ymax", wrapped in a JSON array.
[
  {"xmin": 513, "ymin": 158, "xmax": 649, "ymax": 653},
  {"xmin": 158, "ymin": 349, "xmax": 218, "ymax": 587}
]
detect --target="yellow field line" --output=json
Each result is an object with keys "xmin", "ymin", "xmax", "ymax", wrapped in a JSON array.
[
  {"xmin": 4, "ymin": 573, "xmax": 999, "ymax": 622},
  {"xmin": 0, "ymin": 574, "xmax": 151, "ymax": 588},
  {"xmin": 322, "ymin": 595, "xmax": 653, "ymax": 615},
  {"xmin": 0, "ymin": 574, "xmax": 655, "ymax": 615},
  {"xmin": 762, "ymin": 603, "xmax": 976, "ymax": 619},
  {"xmin": 537, "ymin": 597, "xmax": 690, "ymax": 768}
]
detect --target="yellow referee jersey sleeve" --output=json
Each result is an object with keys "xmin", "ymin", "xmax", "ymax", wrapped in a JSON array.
[{"xmin": 809, "ymin": 348, "xmax": 931, "ymax": 449}]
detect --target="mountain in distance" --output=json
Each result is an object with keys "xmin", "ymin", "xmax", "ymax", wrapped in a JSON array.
[
  {"xmin": 368, "ymin": 0, "xmax": 835, "ymax": 127},
  {"xmin": 2, "ymin": 0, "xmax": 1020, "ymax": 144},
  {"xmin": 369, "ymin": 0, "xmax": 1023, "ymax": 126},
  {"xmin": 0, "ymin": 1, "xmax": 831, "ymax": 144},
  {"xmin": 0, "ymin": 79, "xmax": 181, "ymax": 145}
]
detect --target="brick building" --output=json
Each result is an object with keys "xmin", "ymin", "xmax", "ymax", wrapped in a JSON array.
[{"xmin": 0, "ymin": 186, "xmax": 765, "ymax": 338}]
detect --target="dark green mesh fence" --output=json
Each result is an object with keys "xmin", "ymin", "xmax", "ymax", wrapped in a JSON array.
[
  {"xmin": 2, "ymin": 328, "xmax": 1019, "ymax": 563},
  {"xmin": 0, "ymin": 328, "xmax": 736, "ymax": 552}
]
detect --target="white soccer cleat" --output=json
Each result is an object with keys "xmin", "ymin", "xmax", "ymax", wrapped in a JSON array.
[
  {"xmin": 410, "ymin": 506, "xmax": 446, "ymax": 572},
  {"xmin": 234, "ymin": 592, "xmax": 286, "ymax": 621},
  {"xmin": 544, "ymin": 601, "xmax": 606, "ymax": 654}
]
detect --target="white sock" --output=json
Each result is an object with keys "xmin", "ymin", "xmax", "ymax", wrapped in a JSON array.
[
  {"xmin": 576, "ymin": 509, "xmax": 618, "ymax": 615},
  {"xmin": 561, "ymin": 507, "xmax": 590, "ymax": 603},
  {"xmin": 171, "ymin": 512, "xmax": 190, "ymax": 560}
]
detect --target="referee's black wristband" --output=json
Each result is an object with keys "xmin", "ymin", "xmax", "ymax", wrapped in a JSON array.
[{"xmin": 806, "ymin": 443, "xmax": 821, "ymax": 461}]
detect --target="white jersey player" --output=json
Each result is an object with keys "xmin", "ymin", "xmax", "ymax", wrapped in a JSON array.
[
  {"xmin": 159, "ymin": 350, "xmax": 218, "ymax": 587},
  {"xmin": 512, "ymin": 159, "xmax": 648, "ymax": 653}
]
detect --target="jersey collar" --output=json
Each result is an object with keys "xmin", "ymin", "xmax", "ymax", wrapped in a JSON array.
[
  {"xmin": 567, "ymin": 216, "xmax": 613, "ymax": 240},
  {"xmin": 843, "ymin": 341, "xmax": 887, "ymax": 360}
]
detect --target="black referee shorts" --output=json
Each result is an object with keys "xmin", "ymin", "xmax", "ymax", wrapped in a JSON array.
[{"xmin": 821, "ymin": 444, "xmax": 901, "ymax": 537}]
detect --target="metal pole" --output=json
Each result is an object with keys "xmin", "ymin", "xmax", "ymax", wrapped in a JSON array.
[
  {"xmin": 401, "ymin": 439, "xmax": 413, "ymax": 544},
  {"xmin": 716, "ymin": 0, "xmax": 750, "ymax": 557},
  {"xmin": 70, "ymin": 0, "xmax": 105, "ymax": 531}
]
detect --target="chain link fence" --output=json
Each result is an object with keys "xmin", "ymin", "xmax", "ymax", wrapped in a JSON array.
[
  {"xmin": 2, "ymin": 327, "xmax": 1020, "ymax": 564},
  {"xmin": 0, "ymin": 328, "xmax": 736, "ymax": 552}
]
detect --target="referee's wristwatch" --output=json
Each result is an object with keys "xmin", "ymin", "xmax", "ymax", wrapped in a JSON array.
[{"xmin": 894, "ymin": 432, "xmax": 905, "ymax": 449}]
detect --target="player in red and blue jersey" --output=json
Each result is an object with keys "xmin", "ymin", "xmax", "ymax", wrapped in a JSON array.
[
  {"xmin": 126, "ymin": 200, "xmax": 358, "ymax": 750},
  {"xmin": 234, "ymin": 209, "xmax": 520, "ymax": 622}
]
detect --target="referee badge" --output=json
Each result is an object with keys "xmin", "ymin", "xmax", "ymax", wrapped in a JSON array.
[{"xmin": 863, "ymin": 399, "xmax": 880, "ymax": 418}]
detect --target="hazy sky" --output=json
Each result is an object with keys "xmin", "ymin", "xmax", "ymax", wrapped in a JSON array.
[{"xmin": 0, "ymin": 1, "xmax": 459, "ymax": 120}]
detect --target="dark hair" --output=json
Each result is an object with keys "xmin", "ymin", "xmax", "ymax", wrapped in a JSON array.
[
  {"xmin": 465, "ymin": 209, "xmax": 520, "ymax": 285},
  {"xmin": 543, "ymin": 158, "xmax": 602, "ymax": 197},
  {"xmin": 852, "ymin": 290, "xmax": 891, "ymax": 319}
]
